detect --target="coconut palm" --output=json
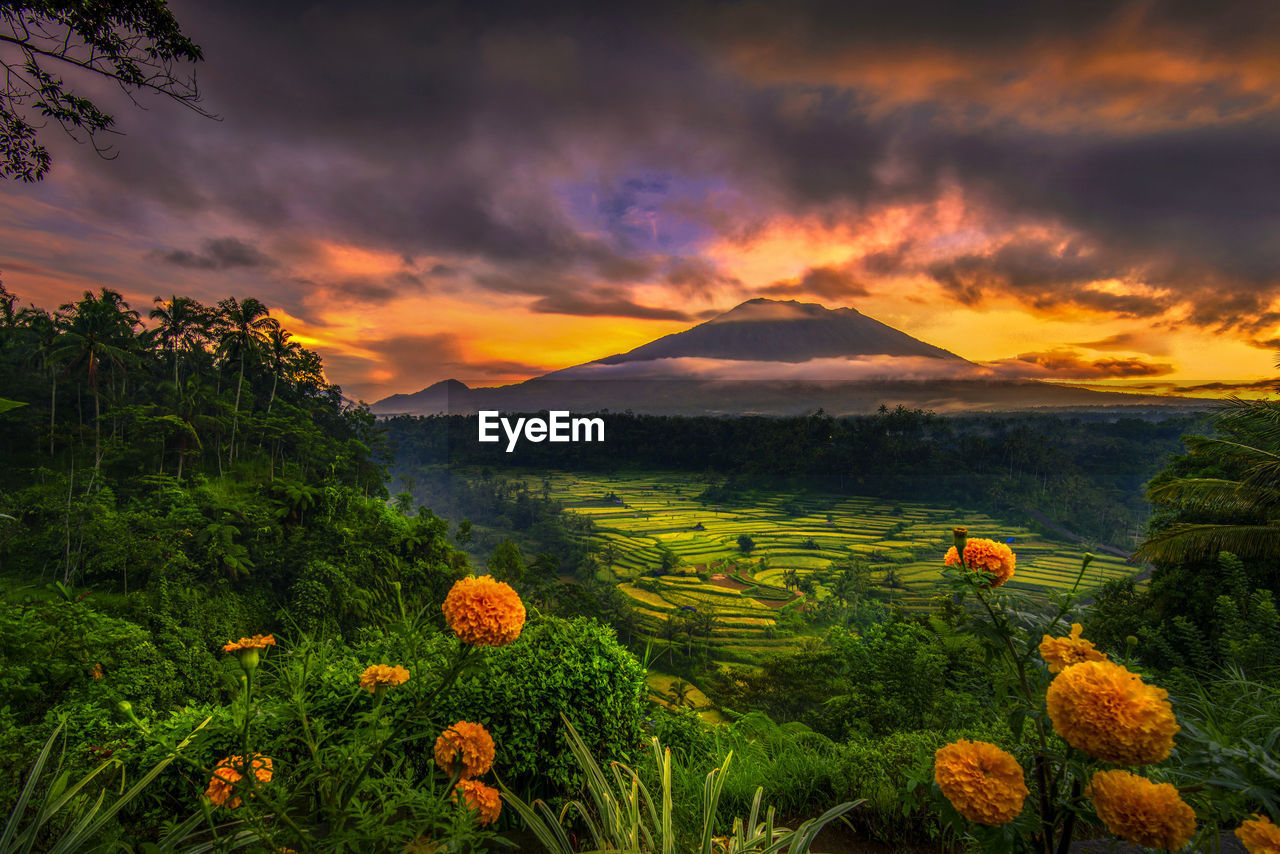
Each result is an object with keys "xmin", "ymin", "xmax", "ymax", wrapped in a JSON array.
[
  {"xmin": 149, "ymin": 294, "xmax": 207, "ymax": 389},
  {"xmin": 18, "ymin": 306, "xmax": 60, "ymax": 455},
  {"xmin": 215, "ymin": 296, "xmax": 278, "ymax": 463},
  {"xmin": 262, "ymin": 325, "xmax": 301, "ymax": 416},
  {"xmin": 1135, "ymin": 396, "xmax": 1280, "ymax": 563},
  {"xmin": 667, "ymin": 678, "xmax": 693, "ymax": 708},
  {"xmin": 53, "ymin": 289, "xmax": 139, "ymax": 467}
]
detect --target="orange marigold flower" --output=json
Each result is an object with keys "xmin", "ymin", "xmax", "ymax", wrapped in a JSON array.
[
  {"xmin": 1046, "ymin": 660, "xmax": 1178, "ymax": 765},
  {"xmin": 222, "ymin": 634, "xmax": 277, "ymax": 653},
  {"xmin": 1088, "ymin": 770, "xmax": 1195, "ymax": 851},
  {"xmin": 434, "ymin": 721, "xmax": 496, "ymax": 779},
  {"xmin": 442, "ymin": 576, "xmax": 526, "ymax": 646},
  {"xmin": 359, "ymin": 664, "xmax": 410, "ymax": 693},
  {"xmin": 1039, "ymin": 623, "xmax": 1108, "ymax": 673},
  {"xmin": 933, "ymin": 739, "xmax": 1028, "ymax": 826},
  {"xmin": 205, "ymin": 754, "xmax": 273, "ymax": 808},
  {"xmin": 91, "ymin": 663, "xmax": 103, "ymax": 680},
  {"xmin": 453, "ymin": 779, "xmax": 502, "ymax": 826},
  {"xmin": 944, "ymin": 539, "xmax": 1016, "ymax": 587},
  {"xmin": 1237, "ymin": 813, "xmax": 1280, "ymax": 854}
]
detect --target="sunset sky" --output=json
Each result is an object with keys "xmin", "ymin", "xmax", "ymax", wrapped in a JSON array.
[{"xmin": 4, "ymin": 0, "xmax": 1280, "ymax": 401}]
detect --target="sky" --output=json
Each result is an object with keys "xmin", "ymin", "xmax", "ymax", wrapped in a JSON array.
[{"xmin": 3, "ymin": 0, "xmax": 1280, "ymax": 402}]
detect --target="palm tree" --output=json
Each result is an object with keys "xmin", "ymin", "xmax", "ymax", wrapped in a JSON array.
[
  {"xmin": 1135, "ymin": 396, "xmax": 1280, "ymax": 563},
  {"xmin": 215, "ymin": 297, "xmax": 278, "ymax": 463},
  {"xmin": 167, "ymin": 374, "xmax": 215, "ymax": 480},
  {"xmin": 19, "ymin": 306, "xmax": 61, "ymax": 455},
  {"xmin": 53, "ymin": 290, "xmax": 139, "ymax": 468},
  {"xmin": 667, "ymin": 679, "xmax": 693, "ymax": 708},
  {"xmin": 149, "ymin": 295, "xmax": 207, "ymax": 389},
  {"xmin": 262, "ymin": 325, "xmax": 300, "ymax": 416}
]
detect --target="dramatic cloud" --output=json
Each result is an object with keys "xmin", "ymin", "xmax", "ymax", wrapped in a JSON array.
[
  {"xmin": 528, "ymin": 291, "xmax": 692, "ymax": 321},
  {"xmin": 760, "ymin": 266, "xmax": 870, "ymax": 300},
  {"xmin": 987, "ymin": 350, "xmax": 1175, "ymax": 380},
  {"xmin": 153, "ymin": 237, "xmax": 273, "ymax": 270},
  {"xmin": 3, "ymin": 0, "xmax": 1279, "ymax": 396}
]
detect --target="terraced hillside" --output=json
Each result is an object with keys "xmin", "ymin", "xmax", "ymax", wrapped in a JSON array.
[{"xmin": 537, "ymin": 471, "xmax": 1137, "ymax": 669}]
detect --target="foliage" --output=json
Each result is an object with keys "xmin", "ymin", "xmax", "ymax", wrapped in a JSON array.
[
  {"xmin": 503, "ymin": 714, "xmax": 860, "ymax": 854},
  {"xmin": 930, "ymin": 529, "xmax": 1274, "ymax": 853},
  {"xmin": 1138, "ymin": 397, "xmax": 1280, "ymax": 564},
  {"xmin": 1, "ymin": 718, "xmax": 228, "ymax": 854},
  {"xmin": 711, "ymin": 617, "xmax": 986, "ymax": 741}
]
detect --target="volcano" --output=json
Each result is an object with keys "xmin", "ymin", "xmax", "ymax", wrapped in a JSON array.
[{"xmin": 370, "ymin": 299, "xmax": 1202, "ymax": 416}]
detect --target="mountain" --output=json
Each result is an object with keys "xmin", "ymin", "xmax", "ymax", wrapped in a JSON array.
[
  {"xmin": 370, "ymin": 299, "xmax": 1206, "ymax": 416},
  {"xmin": 595, "ymin": 298, "xmax": 967, "ymax": 364},
  {"xmin": 373, "ymin": 378, "xmax": 469, "ymax": 414}
]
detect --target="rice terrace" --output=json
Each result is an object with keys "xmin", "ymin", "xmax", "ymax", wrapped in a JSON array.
[{"xmin": 529, "ymin": 470, "xmax": 1135, "ymax": 667}]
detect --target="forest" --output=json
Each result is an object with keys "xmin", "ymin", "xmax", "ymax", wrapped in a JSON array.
[
  {"xmin": 1, "ymin": 285, "xmax": 1279, "ymax": 853},
  {"xmin": 382, "ymin": 408, "xmax": 1209, "ymax": 548}
]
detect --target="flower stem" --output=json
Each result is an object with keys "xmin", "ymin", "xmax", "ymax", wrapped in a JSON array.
[{"xmin": 335, "ymin": 644, "xmax": 475, "ymax": 816}]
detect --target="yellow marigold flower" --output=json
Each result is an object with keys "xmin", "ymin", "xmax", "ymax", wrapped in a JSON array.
[
  {"xmin": 453, "ymin": 779, "xmax": 502, "ymax": 826},
  {"xmin": 442, "ymin": 576, "xmax": 526, "ymax": 646},
  {"xmin": 1088, "ymin": 770, "xmax": 1195, "ymax": 851},
  {"xmin": 1039, "ymin": 623, "xmax": 1108, "ymax": 673},
  {"xmin": 1237, "ymin": 814, "xmax": 1280, "ymax": 854},
  {"xmin": 359, "ymin": 664, "xmax": 410, "ymax": 693},
  {"xmin": 1046, "ymin": 660, "xmax": 1178, "ymax": 765},
  {"xmin": 933, "ymin": 739, "xmax": 1028, "ymax": 826},
  {"xmin": 944, "ymin": 539, "xmax": 1016, "ymax": 588},
  {"xmin": 434, "ymin": 720, "xmax": 496, "ymax": 779},
  {"xmin": 205, "ymin": 754, "xmax": 273, "ymax": 809},
  {"xmin": 222, "ymin": 634, "xmax": 277, "ymax": 653}
]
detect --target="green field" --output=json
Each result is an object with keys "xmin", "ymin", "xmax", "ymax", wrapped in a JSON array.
[{"xmin": 532, "ymin": 471, "xmax": 1138, "ymax": 670}]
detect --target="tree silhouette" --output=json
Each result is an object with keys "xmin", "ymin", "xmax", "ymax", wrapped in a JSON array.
[
  {"xmin": 149, "ymin": 295, "xmax": 207, "ymax": 390},
  {"xmin": 263, "ymin": 326, "xmax": 301, "ymax": 416},
  {"xmin": 53, "ymin": 289, "xmax": 138, "ymax": 467},
  {"xmin": 216, "ymin": 297, "xmax": 278, "ymax": 464},
  {"xmin": 1, "ymin": 1, "xmax": 211, "ymax": 180}
]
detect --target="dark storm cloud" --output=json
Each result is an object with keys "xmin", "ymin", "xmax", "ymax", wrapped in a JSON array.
[
  {"xmin": 30, "ymin": 0, "xmax": 1280, "ymax": 325},
  {"xmin": 153, "ymin": 237, "xmax": 273, "ymax": 270}
]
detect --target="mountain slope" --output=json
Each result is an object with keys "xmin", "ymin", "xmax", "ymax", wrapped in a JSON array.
[{"xmin": 596, "ymin": 298, "xmax": 966, "ymax": 364}]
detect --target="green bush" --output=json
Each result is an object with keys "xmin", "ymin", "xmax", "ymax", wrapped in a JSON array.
[
  {"xmin": 833, "ymin": 725, "xmax": 1005, "ymax": 844},
  {"xmin": 0, "ymin": 597, "xmax": 178, "ymax": 721}
]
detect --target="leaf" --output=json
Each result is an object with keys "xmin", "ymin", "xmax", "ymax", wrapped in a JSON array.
[{"xmin": 1008, "ymin": 707, "xmax": 1026, "ymax": 741}]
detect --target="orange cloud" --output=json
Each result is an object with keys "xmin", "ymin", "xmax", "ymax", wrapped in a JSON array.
[{"xmin": 986, "ymin": 349, "xmax": 1174, "ymax": 379}]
